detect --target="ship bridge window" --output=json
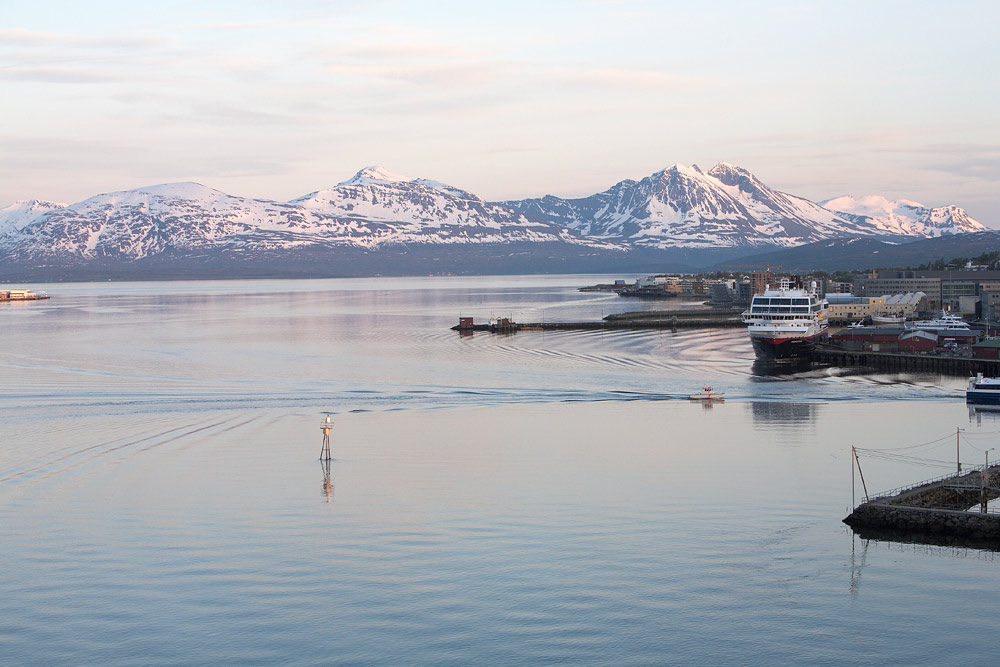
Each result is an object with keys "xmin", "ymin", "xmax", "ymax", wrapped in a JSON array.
[{"xmin": 792, "ymin": 298, "xmax": 809, "ymax": 305}]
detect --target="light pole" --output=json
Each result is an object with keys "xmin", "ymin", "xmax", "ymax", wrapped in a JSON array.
[
  {"xmin": 957, "ymin": 427, "xmax": 965, "ymax": 474},
  {"xmin": 982, "ymin": 448, "xmax": 995, "ymax": 513}
]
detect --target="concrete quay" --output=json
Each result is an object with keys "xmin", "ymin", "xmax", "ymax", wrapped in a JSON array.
[
  {"xmin": 453, "ymin": 309, "xmax": 745, "ymax": 333},
  {"xmin": 813, "ymin": 345, "xmax": 1000, "ymax": 378}
]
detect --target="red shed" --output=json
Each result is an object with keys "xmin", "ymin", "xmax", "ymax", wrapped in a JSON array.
[
  {"xmin": 898, "ymin": 330, "xmax": 937, "ymax": 353},
  {"xmin": 973, "ymin": 340, "xmax": 1000, "ymax": 360}
]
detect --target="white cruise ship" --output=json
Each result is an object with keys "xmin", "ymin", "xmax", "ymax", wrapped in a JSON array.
[{"xmin": 742, "ymin": 278, "xmax": 829, "ymax": 361}]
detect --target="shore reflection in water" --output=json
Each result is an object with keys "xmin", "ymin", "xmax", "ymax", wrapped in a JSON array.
[{"xmin": 750, "ymin": 401, "xmax": 819, "ymax": 426}]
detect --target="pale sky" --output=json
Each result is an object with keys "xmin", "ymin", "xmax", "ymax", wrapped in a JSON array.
[{"xmin": 2, "ymin": 0, "xmax": 998, "ymax": 224}]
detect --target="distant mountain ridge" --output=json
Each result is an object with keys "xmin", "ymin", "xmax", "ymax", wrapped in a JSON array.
[
  {"xmin": 0, "ymin": 163, "xmax": 987, "ymax": 279},
  {"xmin": 715, "ymin": 231, "xmax": 1000, "ymax": 273},
  {"xmin": 502, "ymin": 162, "xmax": 984, "ymax": 248},
  {"xmin": 0, "ymin": 168, "xmax": 619, "ymax": 264}
]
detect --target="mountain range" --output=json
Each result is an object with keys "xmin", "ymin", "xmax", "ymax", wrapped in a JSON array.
[{"xmin": 0, "ymin": 163, "xmax": 988, "ymax": 280}]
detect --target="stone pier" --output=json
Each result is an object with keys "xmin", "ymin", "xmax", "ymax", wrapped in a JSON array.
[{"xmin": 845, "ymin": 465, "xmax": 1000, "ymax": 542}]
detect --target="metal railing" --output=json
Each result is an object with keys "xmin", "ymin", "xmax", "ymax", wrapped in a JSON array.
[{"xmin": 866, "ymin": 466, "xmax": 1000, "ymax": 503}]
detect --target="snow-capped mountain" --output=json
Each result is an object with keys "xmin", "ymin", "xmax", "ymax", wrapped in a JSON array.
[
  {"xmin": 0, "ymin": 199, "xmax": 67, "ymax": 234},
  {"xmin": 502, "ymin": 162, "xmax": 981, "ymax": 249},
  {"xmin": 288, "ymin": 166, "xmax": 579, "ymax": 248},
  {"xmin": 820, "ymin": 195, "xmax": 985, "ymax": 237},
  {"xmin": 0, "ymin": 167, "xmax": 613, "ymax": 262},
  {"xmin": 0, "ymin": 162, "xmax": 986, "ymax": 279},
  {"xmin": 1, "ymin": 182, "xmax": 305, "ymax": 260}
]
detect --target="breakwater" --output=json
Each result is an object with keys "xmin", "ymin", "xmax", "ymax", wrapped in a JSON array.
[
  {"xmin": 845, "ymin": 465, "xmax": 1000, "ymax": 541},
  {"xmin": 452, "ymin": 309, "xmax": 745, "ymax": 333}
]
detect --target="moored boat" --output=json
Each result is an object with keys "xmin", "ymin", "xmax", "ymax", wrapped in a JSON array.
[
  {"xmin": 742, "ymin": 278, "xmax": 828, "ymax": 362},
  {"xmin": 907, "ymin": 311, "xmax": 969, "ymax": 331},
  {"xmin": 872, "ymin": 314, "xmax": 905, "ymax": 326},
  {"xmin": 967, "ymin": 373, "xmax": 1000, "ymax": 404}
]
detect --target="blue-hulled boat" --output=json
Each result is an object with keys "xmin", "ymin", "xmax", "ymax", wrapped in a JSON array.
[{"xmin": 967, "ymin": 373, "xmax": 1000, "ymax": 404}]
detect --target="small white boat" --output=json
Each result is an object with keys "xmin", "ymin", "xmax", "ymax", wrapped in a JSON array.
[{"xmin": 689, "ymin": 386, "xmax": 724, "ymax": 401}]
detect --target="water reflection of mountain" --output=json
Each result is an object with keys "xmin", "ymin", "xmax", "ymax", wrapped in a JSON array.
[{"xmin": 749, "ymin": 401, "xmax": 819, "ymax": 426}]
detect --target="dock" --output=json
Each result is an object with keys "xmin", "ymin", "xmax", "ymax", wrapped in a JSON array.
[
  {"xmin": 0, "ymin": 289, "xmax": 49, "ymax": 301},
  {"xmin": 845, "ymin": 465, "xmax": 1000, "ymax": 541},
  {"xmin": 813, "ymin": 345, "xmax": 1000, "ymax": 377},
  {"xmin": 451, "ymin": 309, "xmax": 745, "ymax": 333},
  {"xmin": 452, "ymin": 313, "xmax": 1000, "ymax": 377}
]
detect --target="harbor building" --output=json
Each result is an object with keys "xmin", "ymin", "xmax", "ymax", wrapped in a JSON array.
[
  {"xmin": 973, "ymin": 339, "xmax": 1000, "ymax": 360},
  {"xmin": 854, "ymin": 275, "xmax": 942, "ymax": 311},
  {"xmin": 882, "ymin": 292, "xmax": 928, "ymax": 318},
  {"xmin": 824, "ymin": 292, "xmax": 925, "ymax": 324},
  {"xmin": 898, "ymin": 330, "xmax": 938, "ymax": 353},
  {"xmin": 825, "ymin": 294, "xmax": 886, "ymax": 323},
  {"xmin": 831, "ymin": 325, "xmax": 977, "ymax": 353},
  {"xmin": 855, "ymin": 270, "xmax": 1000, "ymax": 313}
]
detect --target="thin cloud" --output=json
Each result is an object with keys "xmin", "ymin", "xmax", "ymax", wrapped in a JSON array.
[
  {"xmin": 0, "ymin": 28, "xmax": 63, "ymax": 45},
  {"xmin": 322, "ymin": 41, "xmax": 476, "ymax": 62},
  {"xmin": 0, "ymin": 66, "xmax": 118, "ymax": 83},
  {"xmin": 0, "ymin": 28, "xmax": 164, "ymax": 51},
  {"xmin": 568, "ymin": 67, "xmax": 701, "ymax": 90},
  {"xmin": 186, "ymin": 104, "xmax": 301, "ymax": 127},
  {"xmin": 483, "ymin": 147, "xmax": 544, "ymax": 155},
  {"xmin": 322, "ymin": 61, "xmax": 502, "ymax": 87}
]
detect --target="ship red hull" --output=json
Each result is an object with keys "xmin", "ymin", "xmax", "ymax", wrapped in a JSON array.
[{"xmin": 749, "ymin": 328, "xmax": 828, "ymax": 361}]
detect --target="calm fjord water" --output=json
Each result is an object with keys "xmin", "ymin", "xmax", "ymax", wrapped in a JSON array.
[{"xmin": 1, "ymin": 276, "xmax": 996, "ymax": 665}]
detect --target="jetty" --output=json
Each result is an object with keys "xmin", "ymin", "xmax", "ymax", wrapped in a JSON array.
[
  {"xmin": 845, "ymin": 465, "xmax": 1000, "ymax": 542},
  {"xmin": 452, "ymin": 312, "xmax": 1000, "ymax": 377},
  {"xmin": 1, "ymin": 289, "xmax": 48, "ymax": 301},
  {"xmin": 452, "ymin": 309, "xmax": 744, "ymax": 333}
]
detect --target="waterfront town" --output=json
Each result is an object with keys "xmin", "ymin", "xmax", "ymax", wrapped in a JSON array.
[{"xmin": 593, "ymin": 266, "xmax": 1000, "ymax": 361}]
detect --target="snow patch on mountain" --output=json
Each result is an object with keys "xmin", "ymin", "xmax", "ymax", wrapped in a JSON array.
[
  {"xmin": 0, "ymin": 199, "xmax": 66, "ymax": 233},
  {"xmin": 821, "ymin": 194, "xmax": 986, "ymax": 237},
  {"xmin": 503, "ymin": 161, "xmax": 880, "ymax": 249},
  {"xmin": 337, "ymin": 166, "xmax": 412, "ymax": 187}
]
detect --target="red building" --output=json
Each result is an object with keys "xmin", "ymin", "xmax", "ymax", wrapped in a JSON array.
[
  {"xmin": 830, "ymin": 327, "xmax": 903, "ymax": 352},
  {"xmin": 973, "ymin": 340, "xmax": 1000, "ymax": 360},
  {"xmin": 898, "ymin": 330, "xmax": 938, "ymax": 353}
]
